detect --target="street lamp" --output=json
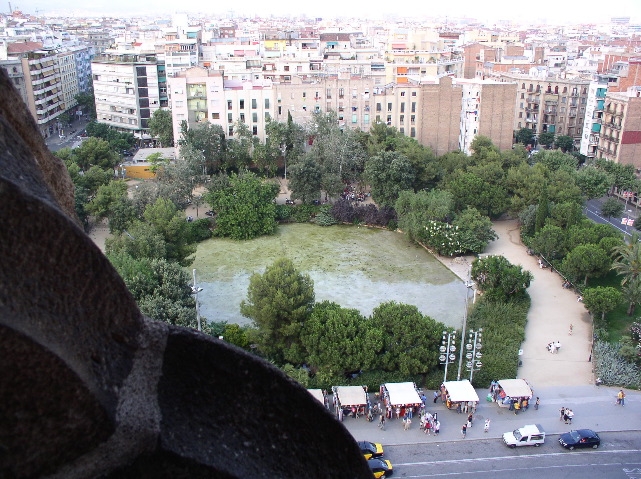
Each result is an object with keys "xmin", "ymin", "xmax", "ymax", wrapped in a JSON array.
[
  {"xmin": 191, "ymin": 268, "xmax": 203, "ymax": 332},
  {"xmin": 439, "ymin": 330, "xmax": 457, "ymax": 383},
  {"xmin": 457, "ymin": 265, "xmax": 475, "ymax": 380},
  {"xmin": 465, "ymin": 328, "xmax": 483, "ymax": 383}
]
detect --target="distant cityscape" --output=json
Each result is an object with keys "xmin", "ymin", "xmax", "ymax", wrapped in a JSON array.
[{"xmin": 1, "ymin": 8, "xmax": 641, "ymax": 167}]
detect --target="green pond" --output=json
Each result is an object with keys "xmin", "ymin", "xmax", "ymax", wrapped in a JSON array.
[{"xmin": 193, "ymin": 223, "xmax": 467, "ymax": 329}]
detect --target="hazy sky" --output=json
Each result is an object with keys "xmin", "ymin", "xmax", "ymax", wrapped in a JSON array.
[{"xmin": 10, "ymin": 0, "xmax": 641, "ymax": 25}]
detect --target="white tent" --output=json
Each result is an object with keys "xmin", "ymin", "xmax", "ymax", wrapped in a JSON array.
[
  {"xmin": 498, "ymin": 379, "xmax": 533, "ymax": 399},
  {"xmin": 383, "ymin": 382, "xmax": 422, "ymax": 406},
  {"xmin": 333, "ymin": 386, "xmax": 367, "ymax": 407},
  {"xmin": 442, "ymin": 380, "xmax": 480, "ymax": 403},
  {"xmin": 307, "ymin": 389, "xmax": 325, "ymax": 405}
]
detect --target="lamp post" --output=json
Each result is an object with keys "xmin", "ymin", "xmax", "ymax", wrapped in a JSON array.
[
  {"xmin": 465, "ymin": 328, "xmax": 483, "ymax": 383},
  {"xmin": 439, "ymin": 330, "xmax": 457, "ymax": 383},
  {"xmin": 191, "ymin": 268, "xmax": 203, "ymax": 332},
  {"xmin": 457, "ymin": 265, "xmax": 475, "ymax": 380}
]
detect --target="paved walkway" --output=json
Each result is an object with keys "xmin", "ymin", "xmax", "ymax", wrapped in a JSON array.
[{"xmin": 484, "ymin": 220, "xmax": 594, "ymax": 387}]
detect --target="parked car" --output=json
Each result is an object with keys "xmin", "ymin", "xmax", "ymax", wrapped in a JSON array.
[
  {"xmin": 503, "ymin": 424, "xmax": 545, "ymax": 448},
  {"xmin": 205, "ymin": 210, "xmax": 215, "ymax": 217},
  {"xmin": 357, "ymin": 441, "xmax": 383, "ymax": 460},
  {"xmin": 367, "ymin": 457, "xmax": 392, "ymax": 478},
  {"xmin": 559, "ymin": 429, "xmax": 600, "ymax": 450}
]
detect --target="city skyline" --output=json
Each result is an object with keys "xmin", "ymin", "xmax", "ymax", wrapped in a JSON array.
[{"xmin": 9, "ymin": 0, "xmax": 641, "ymax": 25}]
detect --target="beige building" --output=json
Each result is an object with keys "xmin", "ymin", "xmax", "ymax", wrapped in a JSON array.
[{"xmin": 596, "ymin": 89, "xmax": 641, "ymax": 170}]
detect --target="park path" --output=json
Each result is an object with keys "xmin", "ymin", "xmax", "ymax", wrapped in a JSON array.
[{"xmin": 483, "ymin": 220, "xmax": 594, "ymax": 388}]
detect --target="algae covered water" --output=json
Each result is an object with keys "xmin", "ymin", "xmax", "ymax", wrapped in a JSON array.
[{"xmin": 193, "ymin": 223, "xmax": 467, "ymax": 329}]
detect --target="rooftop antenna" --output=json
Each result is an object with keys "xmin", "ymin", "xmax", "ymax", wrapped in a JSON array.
[{"xmin": 8, "ymin": 2, "xmax": 12, "ymax": 14}]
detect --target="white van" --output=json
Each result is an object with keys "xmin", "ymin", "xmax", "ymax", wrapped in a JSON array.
[{"xmin": 503, "ymin": 424, "xmax": 546, "ymax": 448}]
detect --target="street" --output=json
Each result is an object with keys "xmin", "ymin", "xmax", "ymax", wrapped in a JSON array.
[
  {"xmin": 584, "ymin": 197, "xmax": 639, "ymax": 238},
  {"xmin": 384, "ymin": 431, "xmax": 641, "ymax": 478}
]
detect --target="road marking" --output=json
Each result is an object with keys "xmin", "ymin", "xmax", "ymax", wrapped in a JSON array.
[{"xmin": 396, "ymin": 449, "xmax": 641, "ymax": 467}]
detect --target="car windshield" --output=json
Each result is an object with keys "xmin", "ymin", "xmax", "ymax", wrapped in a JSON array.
[
  {"xmin": 569, "ymin": 431, "xmax": 581, "ymax": 441},
  {"xmin": 513, "ymin": 429, "xmax": 523, "ymax": 441}
]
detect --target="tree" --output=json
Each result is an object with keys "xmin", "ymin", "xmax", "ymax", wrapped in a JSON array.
[
  {"xmin": 395, "ymin": 189, "xmax": 455, "ymax": 242},
  {"xmin": 596, "ymin": 158, "xmax": 636, "ymax": 193},
  {"xmin": 472, "ymin": 256, "xmax": 533, "ymax": 301},
  {"xmin": 515, "ymin": 127, "xmax": 535, "ymax": 147},
  {"xmin": 106, "ymin": 221, "xmax": 168, "ymax": 262},
  {"xmin": 300, "ymin": 301, "xmax": 382, "ymax": 374},
  {"xmin": 600, "ymin": 197, "xmax": 625, "ymax": 220},
  {"xmin": 562, "ymin": 244, "xmax": 611, "ymax": 285},
  {"xmin": 611, "ymin": 233, "xmax": 641, "ymax": 285},
  {"xmin": 452, "ymin": 208, "xmax": 497, "ymax": 254},
  {"xmin": 575, "ymin": 166, "xmax": 611, "ymax": 199},
  {"xmin": 73, "ymin": 137, "xmax": 119, "ymax": 170},
  {"xmin": 288, "ymin": 155, "xmax": 323, "ymax": 204},
  {"xmin": 538, "ymin": 131, "xmax": 555, "ymax": 149},
  {"xmin": 622, "ymin": 276, "xmax": 641, "ymax": 316},
  {"xmin": 75, "ymin": 91, "xmax": 96, "ymax": 119},
  {"xmin": 240, "ymin": 258, "xmax": 315, "ymax": 363},
  {"xmin": 370, "ymin": 301, "xmax": 444, "ymax": 378},
  {"xmin": 205, "ymin": 171, "xmax": 278, "ymax": 240},
  {"xmin": 148, "ymin": 108, "xmax": 174, "ymax": 147},
  {"xmin": 86, "ymin": 180, "xmax": 128, "ymax": 220},
  {"xmin": 505, "ymin": 162, "xmax": 547, "ymax": 213},
  {"xmin": 364, "ymin": 151, "xmax": 415, "ymax": 207},
  {"xmin": 445, "ymin": 171, "xmax": 509, "ymax": 218},
  {"xmin": 530, "ymin": 224, "xmax": 566, "ymax": 260},
  {"xmin": 179, "ymin": 121, "xmax": 227, "ymax": 174},
  {"xmin": 582, "ymin": 286, "xmax": 622, "ymax": 321},
  {"xmin": 554, "ymin": 135, "xmax": 575, "ymax": 153},
  {"xmin": 108, "ymin": 196, "xmax": 138, "ymax": 233},
  {"xmin": 531, "ymin": 150, "xmax": 577, "ymax": 172},
  {"xmin": 534, "ymin": 186, "xmax": 549, "ymax": 233}
]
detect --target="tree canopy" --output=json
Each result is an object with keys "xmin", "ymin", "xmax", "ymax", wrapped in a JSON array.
[{"xmin": 148, "ymin": 108, "xmax": 175, "ymax": 147}]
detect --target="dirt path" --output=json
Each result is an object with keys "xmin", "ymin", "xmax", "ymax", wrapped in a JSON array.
[{"xmin": 484, "ymin": 220, "xmax": 594, "ymax": 388}]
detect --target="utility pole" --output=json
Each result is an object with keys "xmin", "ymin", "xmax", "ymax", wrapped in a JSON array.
[{"xmin": 191, "ymin": 269, "xmax": 203, "ymax": 332}]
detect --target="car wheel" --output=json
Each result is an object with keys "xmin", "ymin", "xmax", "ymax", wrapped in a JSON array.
[
  {"xmin": 593, "ymin": 444, "xmax": 599, "ymax": 449},
  {"xmin": 510, "ymin": 445, "xmax": 516, "ymax": 449},
  {"xmin": 569, "ymin": 446, "xmax": 574, "ymax": 450},
  {"xmin": 534, "ymin": 443, "xmax": 540, "ymax": 447}
]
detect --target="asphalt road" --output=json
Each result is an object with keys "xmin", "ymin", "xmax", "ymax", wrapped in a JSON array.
[
  {"xmin": 384, "ymin": 430, "xmax": 641, "ymax": 478},
  {"xmin": 583, "ymin": 198, "xmax": 639, "ymax": 238}
]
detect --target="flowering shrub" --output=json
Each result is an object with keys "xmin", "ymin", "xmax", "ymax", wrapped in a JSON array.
[
  {"xmin": 592, "ymin": 340, "xmax": 641, "ymax": 388},
  {"xmin": 419, "ymin": 220, "xmax": 465, "ymax": 256}
]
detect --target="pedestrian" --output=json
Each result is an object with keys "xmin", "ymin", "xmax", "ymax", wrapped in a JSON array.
[
  {"xmin": 462, "ymin": 423, "xmax": 467, "ymax": 438},
  {"xmin": 434, "ymin": 420, "xmax": 440, "ymax": 435},
  {"xmin": 403, "ymin": 417, "xmax": 411, "ymax": 430},
  {"xmin": 617, "ymin": 390, "xmax": 626, "ymax": 406},
  {"xmin": 467, "ymin": 413, "xmax": 473, "ymax": 428},
  {"xmin": 424, "ymin": 419, "xmax": 431, "ymax": 435},
  {"xmin": 522, "ymin": 398, "xmax": 529, "ymax": 410},
  {"xmin": 484, "ymin": 419, "xmax": 490, "ymax": 433},
  {"xmin": 566, "ymin": 409, "xmax": 574, "ymax": 424},
  {"xmin": 378, "ymin": 414, "xmax": 385, "ymax": 430},
  {"xmin": 456, "ymin": 402, "xmax": 462, "ymax": 414},
  {"xmin": 534, "ymin": 397, "xmax": 540, "ymax": 410},
  {"xmin": 434, "ymin": 390, "xmax": 439, "ymax": 403},
  {"xmin": 514, "ymin": 401, "xmax": 521, "ymax": 415},
  {"xmin": 560, "ymin": 407, "xmax": 565, "ymax": 421}
]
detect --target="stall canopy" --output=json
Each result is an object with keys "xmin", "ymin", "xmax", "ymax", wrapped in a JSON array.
[
  {"xmin": 333, "ymin": 386, "xmax": 367, "ymax": 407},
  {"xmin": 307, "ymin": 389, "xmax": 325, "ymax": 405},
  {"xmin": 443, "ymin": 380, "xmax": 480, "ymax": 403},
  {"xmin": 383, "ymin": 382, "xmax": 422, "ymax": 406},
  {"xmin": 498, "ymin": 379, "xmax": 533, "ymax": 398}
]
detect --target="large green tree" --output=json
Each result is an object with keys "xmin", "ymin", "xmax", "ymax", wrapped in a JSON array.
[
  {"xmin": 240, "ymin": 258, "xmax": 315, "ymax": 363},
  {"xmin": 538, "ymin": 131, "xmax": 555, "ymax": 149},
  {"xmin": 530, "ymin": 224, "xmax": 566, "ymax": 260},
  {"xmin": 395, "ymin": 189, "xmax": 455, "ymax": 242},
  {"xmin": 370, "ymin": 301, "xmax": 444, "ymax": 378},
  {"xmin": 600, "ymin": 197, "xmax": 625, "ymax": 219},
  {"xmin": 472, "ymin": 255, "xmax": 533, "ymax": 301},
  {"xmin": 288, "ymin": 155, "xmax": 323, "ymax": 204},
  {"xmin": 582, "ymin": 286, "xmax": 622, "ymax": 321},
  {"xmin": 143, "ymin": 197, "xmax": 197, "ymax": 265},
  {"xmin": 364, "ymin": 150, "xmax": 415, "ymax": 207},
  {"xmin": 205, "ymin": 171, "xmax": 278, "ymax": 240},
  {"xmin": 562, "ymin": 244, "xmax": 611, "ymax": 285},
  {"xmin": 179, "ymin": 121, "xmax": 227, "ymax": 174},
  {"xmin": 301, "ymin": 301, "xmax": 382, "ymax": 374},
  {"xmin": 73, "ymin": 137, "xmax": 119, "ymax": 170},
  {"xmin": 452, "ymin": 207, "xmax": 497, "ymax": 254},
  {"xmin": 554, "ymin": 135, "xmax": 575, "ymax": 153},
  {"xmin": 445, "ymin": 171, "xmax": 509, "ymax": 218},
  {"xmin": 575, "ymin": 166, "xmax": 611, "ymax": 199},
  {"xmin": 611, "ymin": 233, "xmax": 641, "ymax": 285},
  {"xmin": 148, "ymin": 108, "xmax": 175, "ymax": 147},
  {"xmin": 86, "ymin": 180, "xmax": 128, "ymax": 220},
  {"xmin": 515, "ymin": 127, "xmax": 535, "ymax": 147}
]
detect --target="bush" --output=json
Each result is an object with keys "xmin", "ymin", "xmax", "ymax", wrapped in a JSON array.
[
  {"xmin": 184, "ymin": 218, "xmax": 212, "ymax": 243},
  {"xmin": 291, "ymin": 204, "xmax": 320, "ymax": 223},
  {"xmin": 592, "ymin": 340, "xmax": 641, "ymax": 388},
  {"xmin": 275, "ymin": 204, "xmax": 292, "ymax": 221},
  {"xmin": 314, "ymin": 210, "xmax": 338, "ymax": 226}
]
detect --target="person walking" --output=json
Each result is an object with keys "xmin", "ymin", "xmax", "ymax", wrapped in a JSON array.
[
  {"xmin": 514, "ymin": 400, "xmax": 521, "ymax": 415},
  {"xmin": 378, "ymin": 414, "xmax": 385, "ymax": 430},
  {"xmin": 461, "ymin": 423, "xmax": 467, "ymax": 438},
  {"xmin": 434, "ymin": 420, "xmax": 440, "ymax": 435},
  {"xmin": 617, "ymin": 390, "xmax": 626, "ymax": 406},
  {"xmin": 560, "ymin": 407, "xmax": 565, "ymax": 421},
  {"xmin": 404, "ymin": 417, "xmax": 412, "ymax": 430},
  {"xmin": 534, "ymin": 397, "xmax": 540, "ymax": 410},
  {"xmin": 484, "ymin": 419, "xmax": 490, "ymax": 433},
  {"xmin": 434, "ymin": 391, "xmax": 439, "ymax": 403},
  {"xmin": 467, "ymin": 413, "xmax": 473, "ymax": 428}
]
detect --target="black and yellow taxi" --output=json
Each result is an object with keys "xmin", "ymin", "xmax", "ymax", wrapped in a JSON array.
[
  {"xmin": 367, "ymin": 457, "xmax": 393, "ymax": 478},
  {"xmin": 358, "ymin": 440, "xmax": 384, "ymax": 460}
]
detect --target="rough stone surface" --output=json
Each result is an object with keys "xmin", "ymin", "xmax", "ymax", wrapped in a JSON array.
[{"xmin": 0, "ymin": 67, "xmax": 371, "ymax": 478}]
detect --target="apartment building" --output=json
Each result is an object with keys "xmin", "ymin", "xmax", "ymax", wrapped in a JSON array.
[
  {"xmin": 595, "ymin": 88, "xmax": 641, "ymax": 170},
  {"xmin": 580, "ymin": 78, "xmax": 608, "ymax": 159},
  {"xmin": 92, "ymin": 51, "xmax": 166, "ymax": 138}
]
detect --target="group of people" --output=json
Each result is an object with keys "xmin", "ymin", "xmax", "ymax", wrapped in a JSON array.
[
  {"xmin": 419, "ymin": 411, "xmax": 440, "ymax": 435},
  {"xmin": 460, "ymin": 413, "xmax": 491, "ymax": 438},
  {"xmin": 546, "ymin": 340, "xmax": 562, "ymax": 353},
  {"xmin": 560, "ymin": 407, "xmax": 575, "ymax": 424}
]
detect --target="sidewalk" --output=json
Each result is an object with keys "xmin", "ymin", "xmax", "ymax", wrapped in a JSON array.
[{"xmin": 340, "ymin": 385, "xmax": 640, "ymax": 446}]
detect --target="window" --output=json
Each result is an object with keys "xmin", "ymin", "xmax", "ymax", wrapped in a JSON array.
[
  {"xmin": 401, "ymin": 91, "xmax": 405, "ymax": 96},
  {"xmin": 521, "ymin": 93, "xmax": 525, "ymax": 99},
  {"xmin": 212, "ymin": 113, "xmax": 220, "ymax": 120},
  {"xmin": 411, "ymin": 115, "xmax": 415, "ymax": 124},
  {"xmin": 175, "ymin": 100, "xmax": 183, "ymax": 107},
  {"xmin": 411, "ymin": 102, "xmax": 416, "ymax": 113},
  {"xmin": 252, "ymin": 126, "xmax": 258, "ymax": 135},
  {"xmin": 376, "ymin": 103, "xmax": 381, "ymax": 112},
  {"xmin": 400, "ymin": 127, "xmax": 404, "ymax": 135},
  {"xmin": 364, "ymin": 114, "xmax": 369, "ymax": 124},
  {"xmin": 240, "ymin": 113, "xmax": 245, "ymax": 122},
  {"xmin": 400, "ymin": 103, "xmax": 405, "ymax": 113},
  {"xmin": 265, "ymin": 112, "xmax": 271, "ymax": 120},
  {"xmin": 265, "ymin": 98, "xmax": 270, "ymax": 108},
  {"xmin": 252, "ymin": 99, "xmax": 257, "ymax": 109},
  {"xmin": 387, "ymin": 102, "xmax": 392, "ymax": 112},
  {"xmin": 252, "ymin": 112, "xmax": 258, "ymax": 122},
  {"xmin": 228, "ymin": 113, "xmax": 233, "ymax": 122},
  {"xmin": 228, "ymin": 126, "xmax": 233, "ymax": 136},
  {"xmin": 239, "ymin": 99, "xmax": 245, "ymax": 109},
  {"xmin": 278, "ymin": 106, "xmax": 282, "ymax": 115},
  {"xmin": 339, "ymin": 88, "xmax": 344, "ymax": 99},
  {"xmin": 519, "ymin": 112, "xmax": 522, "ymax": 118},
  {"xmin": 284, "ymin": 65, "xmax": 290, "ymax": 71},
  {"xmin": 400, "ymin": 114, "xmax": 404, "ymax": 124},
  {"xmin": 412, "ymin": 92, "xmax": 417, "ymax": 96},
  {"xmin": 352, "ymin": 114, "xmax": 357, "ymax": 123},
  {"xmin": 302, "ymin": 92, "xmax": 306, "ymax": 98},
  {"xmin": 410, "ymin": 127, "xmax": 416, "ymax": 137},
  {"xmin": 227, "ymin": 100, "xmax": 232, "ymax": 110},
  {"xmin": 376, "ymin": 115, "xmax": 381, "ymax": 122},
  {"xmin": 326, "ymin": 88, "xmax": 332, "ymax": 99},
  {"xmin": 386, "ymin": 115, "xmax": 392, "ymax": 124}
]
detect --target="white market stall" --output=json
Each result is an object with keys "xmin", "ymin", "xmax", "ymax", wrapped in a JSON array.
[
  {"xmin": 442, "ymin": 380, "xmax": 480, "ymax": 411},
  {"xmin": 332, "ymin": 385, "xmax": 369, "ymax": 420},
  {"xmin": 380, "ymin": 382, "xmax": 422, "ymax": 419},
  {"xmin": 495, "ymin": 379, "xmax": 533, "ymax": 408},
  {"xmin": 307, "ymin": 389, "xmax": 327, "ymax": 408}
]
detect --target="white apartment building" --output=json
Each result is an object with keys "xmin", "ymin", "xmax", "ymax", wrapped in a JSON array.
[
  {"xmin": 580, "ymin": 79, "xmax": 608, "ymax": 158},
  {"xmin": 92, "ymin": 52, "xmax": 164, "ymax": 138},
  {"xmin": 56, "ymin": 50, "xmax": 79, "ymax": 115}
]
